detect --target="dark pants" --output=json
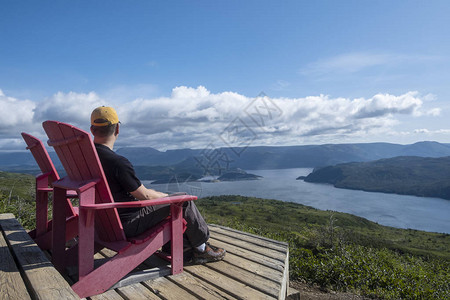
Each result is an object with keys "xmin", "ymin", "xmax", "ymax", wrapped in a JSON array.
[{"xmin": 121, "ymin": 201, "xmax": 209, "ymax": 248}]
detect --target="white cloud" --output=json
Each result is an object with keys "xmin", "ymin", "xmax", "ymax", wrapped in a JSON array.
[
  {"xmin": 423, "ymin": 93, "xmax": 437, "ymax": 102},
  {"xmin": 308, "ymin": 53, "xmax": 390, "ymax": 74},
  {"xmin": 436, "ymin": 129, "xmax": 450, "ymax": 134},
  {"xmin": 101, "ymin": 83, "xmax": 159, "ymax": 102},
  {"xmin": 0, "ymin": 86, "xmax": 446, "ymax": 150},
  {"xmin": 414, "ymin": 128, "xmax": 430, "ymax": 134},
  {"xmin": 415, "ymin": 128, "xmax": 450, "ymax": 135},
  {"xmin": 424, "ymin": 108, "xmax": 441, "ymax": 116},
  {"xmin": 271, "ymin": 80, "xmax": 291, "ymax": 91},
  {"xmin": 300, "ymin": 52, "xmax": 442, "ymax": 76},
  {"xmin": 352, "ymin": 92, "xmax": 423, "ymax": 118},
  {"xmin": 0, "ymin": 89, "xmax": 36, "ymax": 134},
  {"xmin": 33, "ymin": 91, "xmax": 105, "ymax": 128}
]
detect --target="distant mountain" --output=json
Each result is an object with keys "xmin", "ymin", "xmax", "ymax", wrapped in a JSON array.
[
  {"xmin": 115, "ymin": 141, "xmax": 450, "ymax": 170},
  {"xmin": 3, "ymin": 141, "xmax": 450, "ymax": 171},
  {"xmin": 303, "ymin": 156, "xmax": 450, "ymax": 200},
  {"xmin": 399, "ymin": 141, "xmax": 450, "ymax": 157},
  {"xmin": 115, "ymin": 147, "xmax": 200, "ymax": 166},
  {"xmin": 0, "ymin": 152, "xmax": 41, "ymax": 167},
  {"xmin": 133, "ymin": 156, "xmax": 206, "ymax": 182}
]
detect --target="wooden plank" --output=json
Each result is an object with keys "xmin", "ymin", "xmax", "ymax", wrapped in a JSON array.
[
  {"xmin": 101, "ymin": 244, "xmax": 171, "ymax": 275},
  {"xmin": 102, "ymin": 243, "xmax": 282, "ymax": 299},
  {"xmin": 206, "ymin": 260, "xmax": 280, "ymax": 297},
  {"xmin": 208, "ymin": 236, "xmax": 285, "ymax": 272},
  {"xmin": 110, "ymin": 252, "xmax": 234, "ymax": 299},
  {"xmin": 0, "ymin": 214, "xmax": 79, "ymax": 299},
  {"xmin": 210, "ymin": 230, "xmax": 287, "ymax": 262},
  {"xmin": 66, "ymin": 251, "xmax": 110, "ymax": 280},
  {"xmin": 184, "ymin": 264, "xmax": 276, "ymax": 299},
  {"xmin": 209, "ymin": 224, "xmax": 288, "ymax": 252},
  {"xmin": 210, "ymin": 226, "xmax": 290, "ymax": 299},
  {"xmin": 211, "ymin": 226, "xmax": 290, "ymax": 299},
  {"xmin": 279, "ymin": 247, "xmax": 289, "ymax": 300},
  {"xmin": 111, "ymin": 267, "xmax": 172, "ymax": 289},
  {"xmin": 98, "ymin": 249, "xmax": 171, "ymax": 291},
  {"xmin": 223, "ymin": 252, "xmax": 283, "ymax": 282},
  {"xmin": 167, "ymin": 271, "xmax": 238, "ymax": 300},
  {"xmin": 101, "ymin": 228, "xmax": 288, "ymax": 299},
  {"xmin": 143, "ymin": 276, "xmax": 200, "ymax": 299},
  {"xmin": 85, "ymin": 227, "xmax": 287, "ymax": 299},
  {"xmin": 0, "ymin": 222, "xmax": 32, "ymax": 300},
  {"xmin": 89, "ymin": 289, "xmax": 124, "ymax": 300},
  {"xmin": 115, "ymin": 282, "xmax": 160, "ymax": 300}
]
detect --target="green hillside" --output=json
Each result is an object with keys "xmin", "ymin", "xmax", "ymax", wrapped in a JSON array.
[
  {"xmin": 0, "ymin": 171, "xmax": 36, "ymax": 228},
  {"xmin": 196, "ymin": 196, "xmax": 449, "ymax": 299}
]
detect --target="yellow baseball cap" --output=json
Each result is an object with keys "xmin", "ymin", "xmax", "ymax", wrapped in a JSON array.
[{"xmin": 91, "ymin": 106, "xmax": 119, "ymax": 126}]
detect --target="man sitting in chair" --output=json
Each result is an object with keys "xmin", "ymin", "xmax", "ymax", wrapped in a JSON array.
[{"xmin": 90, "ymin": 106, "xmax": 225, "ymax": 264}]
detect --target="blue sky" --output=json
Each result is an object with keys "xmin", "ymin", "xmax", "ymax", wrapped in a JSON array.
[{"xmin": 1, "ymin": 1, "xmax": 450, "ymax": 151}]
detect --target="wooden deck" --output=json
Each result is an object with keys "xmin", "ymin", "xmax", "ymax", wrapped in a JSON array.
[{"xmin": 1, "ymin": 213, "xmax": 296, "ymax": 299}]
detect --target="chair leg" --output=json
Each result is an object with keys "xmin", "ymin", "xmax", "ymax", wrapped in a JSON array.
[
  {"xmin": 78, "ymin": 186, "xmax": 96, "ymax": 280},
  {"xmin": 35, "ymin": 176, "xmax": 49, "ymax": 238},
  {"xmin": 170, "ymin": 204, "xmax": 184, "ymax": 274},
  {"xmin": 52, "ymin": 187, "xmax": 68, "ymax": 273}
]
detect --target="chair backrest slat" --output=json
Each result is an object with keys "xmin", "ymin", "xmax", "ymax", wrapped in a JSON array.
[
  {"xmin": 43, "ymin": 121, "xmax": 126, "ymax": 242},
  {"xmin": 21, "ymin": 132, "xmax": 59, "ymax": 184},
  {"xmin": 22, "ymin": 132, "xmax": 78, "ymax": 217}
]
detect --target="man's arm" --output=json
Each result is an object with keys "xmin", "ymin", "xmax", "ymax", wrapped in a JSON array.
[{"xmin": 130, "ymin": 184, "xmax": 168, "ymax": 200}]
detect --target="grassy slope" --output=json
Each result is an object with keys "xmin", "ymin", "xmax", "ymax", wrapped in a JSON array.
[
  {"xmin": 0, "ymin": 171, "xmax": 36, "ymax": 228},
  {"xmin": 196, "ymin": 195, "xmax": 449, "ymax": 259},
  {"xmin": 196, "ymin": 196, "xmax": 449, "ymax": 299}
]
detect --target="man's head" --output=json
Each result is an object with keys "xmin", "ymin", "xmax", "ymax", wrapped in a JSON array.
[{"xmin": 90, "ymin": 106, "xmax": 120, "ymax": 138}]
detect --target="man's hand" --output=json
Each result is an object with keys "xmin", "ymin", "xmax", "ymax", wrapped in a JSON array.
[{"xmin": 130, "ymin": 184, "xmax": 168, "ymax": 200}]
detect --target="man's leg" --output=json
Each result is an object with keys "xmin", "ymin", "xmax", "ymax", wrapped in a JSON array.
[
  {"xmin": 122, "ymin": 204, "xmax": 170, "ymax": 237},
  {"xmin": 122, "ymin": 201, "xmax": 225, "ymax": 263},
  {"xmin": 122, "ymin": 201, "xmax": 209, "ymax": 246},
  {"xmin": 182, "ymin": 201, "xmax": 209, "ymax": 248},
  {"xmin": 183, "ymin": 202, "xmax": 225, "ymax": 264}
]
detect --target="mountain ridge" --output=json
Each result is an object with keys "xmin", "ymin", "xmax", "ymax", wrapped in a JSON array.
[{"xmin": 3, "ymin": 141, "xmax": 450, "ymax": 171}]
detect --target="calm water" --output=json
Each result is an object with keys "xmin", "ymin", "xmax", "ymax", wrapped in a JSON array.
[{"xmin": 146, "ymin": 168, "xmax": 450, "ymax": 234}]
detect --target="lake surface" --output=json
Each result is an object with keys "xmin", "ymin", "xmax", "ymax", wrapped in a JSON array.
[{"xmin": 145, "ymin": 168, "xmax": 450, "ymax": 234}]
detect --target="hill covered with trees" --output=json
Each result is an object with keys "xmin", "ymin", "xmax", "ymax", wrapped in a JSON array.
[{"xmin": 303, "ymin": 156, "xmax": 450, "ymax": 200}]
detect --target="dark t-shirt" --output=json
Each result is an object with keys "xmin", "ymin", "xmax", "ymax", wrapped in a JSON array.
[{"xmin": 95, "ymin": 143, "xmax": 141, "ymax": 220}]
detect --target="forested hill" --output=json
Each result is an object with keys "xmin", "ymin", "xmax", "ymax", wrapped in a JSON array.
[{"xmin": 303, "ymin": 156, "xmax": 450, "ymax": 200}]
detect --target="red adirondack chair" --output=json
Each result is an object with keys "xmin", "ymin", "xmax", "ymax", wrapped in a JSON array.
[
  {"xmin": 42, "ymin": 120, "xmax": 197, "ymax": 298},
  {"xmin": 21, "ymin": 132, "xmax": 78, "ymax": 250}
]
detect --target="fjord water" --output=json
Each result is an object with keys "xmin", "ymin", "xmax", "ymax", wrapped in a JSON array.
[{"xmin": 148, "ymin": 168, "xmax": 450, "ymax": 234}]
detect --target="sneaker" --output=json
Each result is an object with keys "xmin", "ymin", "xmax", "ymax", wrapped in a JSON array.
[{"xmin": 192, "ymin": 243, "xmax": 226, "ymax": 264}]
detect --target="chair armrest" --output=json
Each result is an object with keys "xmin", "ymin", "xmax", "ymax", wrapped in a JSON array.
[
  {"xmin": 80, "ymin": 195, "xmax": 197, "ymax": 211},
  {"xmin": 36, "ymin": 171, "xmax": 54, "ymax": 181},
  {"xmin": 53, "ymin": 177, "xmax": 101, "ymax": 192}
]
